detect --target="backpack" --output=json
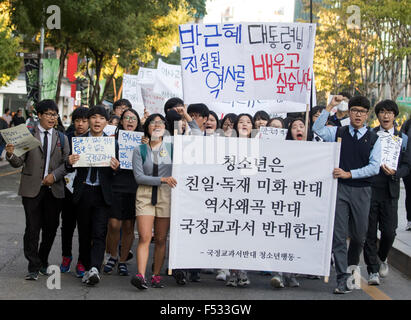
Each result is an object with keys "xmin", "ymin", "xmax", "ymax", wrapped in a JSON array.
[
  {"xmin": 139, "ymin": 143, "xmax": 173, "ymax": 164},
  {"xmin": 29, "ymin": 127, "xmax": 65, "ymax": 155}
]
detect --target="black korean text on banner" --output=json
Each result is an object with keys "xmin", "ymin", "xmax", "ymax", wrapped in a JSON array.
[{"xmin": 169, "ymin": 136, "xmax": 340, "ymax": 276}]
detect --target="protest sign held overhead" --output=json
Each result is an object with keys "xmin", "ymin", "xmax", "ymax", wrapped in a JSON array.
[
  {"xmin": 122, "ymin": 74, "xmax": 144, "ymax": 116},
  {"xmin": 118, "ymin": 130, "xmax": 144, "ymax": 170},
  {"xmin": 0, "ymin": 124, "xmax": 41, "ymax": 157},
  {"xmin": 179, "ymin": 22, "xmax": 316, "ymax": 105},
  {"xmin": 169, "ymin": 135, "xmax": 340, "ymax": 276},
  {"xmin": 71, "ymin": 136, "xmax": 115, "ymax": 167}
]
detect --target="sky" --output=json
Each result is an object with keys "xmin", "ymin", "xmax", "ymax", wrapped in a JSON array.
[{"xmin": 203, "ymin": 0, "xmax": 295, "ymax": 23}]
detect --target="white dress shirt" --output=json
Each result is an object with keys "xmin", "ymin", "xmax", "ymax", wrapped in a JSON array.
[{"xmin": 38, "ymin": 124, "xmax": 53, "ymax": 179}]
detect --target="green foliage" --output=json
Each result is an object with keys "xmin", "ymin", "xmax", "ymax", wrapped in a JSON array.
[{"xmin": 5, "ymin": 0, "xmax": 206, "ymax": 104}]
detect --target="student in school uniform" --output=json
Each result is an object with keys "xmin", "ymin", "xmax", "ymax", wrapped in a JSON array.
[
  {"xmin": 5, "ymin": 99, "xmax": 69, "ymax": 280},
  {"xmin": 60, "ymin": 107, "xmax": 89, "ymax": 277},
  {"xmin": 270, "ymin": 118, "xmax": 312, "ymax": 289},
  {"xmin": 313, "ymin": 95, "xmax": 381, "ymax": 294},
  {"xmin": 225, "ymin": 113, "xmax": 255, "ymax": 288},
  {"xmin": 363, "ymin": 100, "xmax": 411, "ymax": 285},
  {"xmin": 130, "ymin": 113, "xmax": 176, "ymax": 290},
  {"xmin": 220, "ymin": 113, "xmax": 238, "ymax": 137},
  {"xmin": 253, "ymin": 110, "xmax": 270, "ymax": 130},
  {"xmin": 67, "ymin": 105, "xmax": 120, "ymax": 286},
  {"xmin": 103, "ymin": 109, "xmax": 142, "ymax": 277},
  {"xmin": 267, "ymin": 117, "xmax": 285, "ymax": 129},
  {"xmin": 400, "ymin": 118, "xmax": 411, "ymax": 231}
]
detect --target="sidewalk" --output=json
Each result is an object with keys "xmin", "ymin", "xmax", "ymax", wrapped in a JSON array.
[{"xmin": 388, "ymin": 186, "xmax": 411, "ymax": 277}]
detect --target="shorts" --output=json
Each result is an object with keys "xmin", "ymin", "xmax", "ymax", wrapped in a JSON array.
[
  {"xmin": 135, "ymin": 184, "xmax": 171, "ymax": 218},
  {"xmin": 109, "ymin": 192, "xmax": 136, "ymax": 220}
]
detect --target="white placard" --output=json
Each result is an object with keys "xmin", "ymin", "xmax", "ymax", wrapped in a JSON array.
[
  {"xmin": 72, "ymin": 136, "xmax": 115, "ymax": 167},
  {"xmin": 103, "ymin": 124, "xmax": 117, "ymax": 136},
  {"xmin": 258, "ymin": 126, "xmax": 288, "ymax": 140},
  {"xmin": 141, "ymin": 84, "xmax": 167, "ymax": 115},
  {"xmin": 179, "ymin": 22, "xmax": 316, "ymax": 105},
  {"xmin": 0, "ymin": 124, "xmax": 41, "ymax": 157},
  {"xmin": 118, "ymin": 130, "xmax": 144, "ymax": 170},
  {"xmin": 153, "ymin": 59, "xmax": 183, "ymax": 99},
  {"xmin": 169, "ymin": 136, "xmax": 340, "ymax": 276},
  {"xmin": 64, "ymin": 171, "xmax": 76, "ymax": 193},
  {"xmin": 122, "ymin": 74, "xmax": 144, "ymax": 116},
  {"xmin": 377, "ymin": 131, "xmax": 402, "ymax": 170}
]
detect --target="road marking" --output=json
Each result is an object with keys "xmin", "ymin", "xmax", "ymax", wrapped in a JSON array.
[
  {"xmin": 0, "ymin": 169, "xmax": 21, "ymax": 177},
  {"xmin": 360, "ymin": 276, "xmax": 392, "ymax": 300}
]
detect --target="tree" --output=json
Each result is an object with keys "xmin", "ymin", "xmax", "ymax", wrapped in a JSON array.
[
  {"xmin": 0, "ymin": 2, "xmax": 21, "ymax": 87},
  {"xmin": 5, "ymin": 0, "xmax": 206, "ymax": 105}
]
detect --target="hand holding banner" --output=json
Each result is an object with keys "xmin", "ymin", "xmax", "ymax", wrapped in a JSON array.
[{"xmin": 0, "ymin": 124, "xmax": 41, "ymax": 157}]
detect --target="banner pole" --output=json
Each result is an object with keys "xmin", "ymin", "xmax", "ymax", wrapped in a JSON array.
[{"xmin": 305, "ymin": 103, "xmax": 310, "ymax": 141}]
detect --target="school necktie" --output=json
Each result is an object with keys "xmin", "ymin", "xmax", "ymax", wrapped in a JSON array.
[
  {"xmin": 42, "ymin": 131, "xmax": 48, "ymax": 178},
  {"xmin": 385, "ymin": 130, "xmax": 389, "ymax": 133},
  {"xmin": 90, "ymin": 167, "xmax": 97, "ymax": 184},
  {"xmin": 151, "ymin": 151, "xmax": 159, "ymax": 206},
  {"xmin": 353, "ymin": 129, "xmax": 359, "ymax": 140}
]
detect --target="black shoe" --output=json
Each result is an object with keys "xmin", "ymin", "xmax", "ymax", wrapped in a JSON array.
[
  {"xmin": 25, "ymin": 272, "xmax": 39, "ymax": 281},
  {"xmin": 173, "ymin": 270, "xmax": 187, "ymax": 285},
  {"xmin": 189, "ymin": 271, "xmax": 201, "ymax": 282},
  {"xmin": 126, "ymin": 250, "xmax": 133, "ymax": 262},
  {"xmin": 131, "ymin": 274, "xmax": 148, "ymax": 290},
  {"xmin": 118, "ymin": 263, "xmax": 129, "ymax": 276},
  {"xmin": 333, "ymin": 281, "xmax": 352, "ymax": 294},
  {"xmin": 39, "ymin": 267, "xmax": 50, "ymax": 276}
]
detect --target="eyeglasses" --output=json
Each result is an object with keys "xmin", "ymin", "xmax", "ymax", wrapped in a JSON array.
[
  {"xmin": 378, "ymin": 110, "xmax": 394, "ymax": 116},
  {"xmin": 42, "ymin": 112, "xmax": 58, "ymax": 119},
  {"xmin": 350, "ymin": 108, "xmax": 368, "ymax": 115},
  {"xmin": 149, "ymin": 120, "xmax": 166, "ymax": 126},
  {"xmin": 124, "ymin": 116, "xmax": 137, "ymax": 122}
]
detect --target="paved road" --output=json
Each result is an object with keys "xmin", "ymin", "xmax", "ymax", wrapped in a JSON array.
[{"xmin": 0, "ymin": 163, "xmax": 410, "ymax": 301}]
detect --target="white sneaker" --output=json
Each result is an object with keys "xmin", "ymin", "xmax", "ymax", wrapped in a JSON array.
[
  {"xmin": 216, "ymin": 270, "xmax": 227, "ymax": 281},
  {"xmin": 82, "ymin": 267, "xmax": 100, "ymax": 285},
  {"xmin": 237, "ymin": 271, "xmax": 250, "ymax": 287},
  {"xmin": 406, "ymin": 221, "xmax": 411, "ymax": 231},
  {"xmin": 379, "ymin": 259, "xmax": 389, "ymax": 278},
  {"xmin": 270, "ymin": 274, "xmax": 285, "ymax": 288},
  {"xmin": 226, "ymin": 274, "xmax": 238, "ymax": 287},
  {"xmin": 368, "ymin": 273, "xmax": 380, "ymax": 285},
  {"xmin": 284, "ymin": 274, "xmax": 300, "ymax": 287}
]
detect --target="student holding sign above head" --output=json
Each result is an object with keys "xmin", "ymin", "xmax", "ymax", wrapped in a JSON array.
[
  {"xmin": 67, "ymin": 105, "xmax": 120, "ymax": 286},
  {"xmin": 131, "ymin": 113, "xmax": 176, "ymax": 290},
  {"xmin": 363, "ymin": 100, "xmax": 410, "ymax": 285},
  {"xmin": 313, "ymin": 95, "xmax": 381, "ymax": 294},
  {"xmin": 5, "ymin": 99, "xmax": 70, "ymax": 281},
  {"xmin": 103, "ymin": 109, "xmax": 142, "ymax": 277},
  {"xmin": 60, "ymin": 107, "xmax": 89, "ymax": 278}
]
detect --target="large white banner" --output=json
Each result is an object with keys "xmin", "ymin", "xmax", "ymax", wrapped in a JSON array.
[
  {"xmin": 169, "ymin": 136, "xmax": 339, "ymax": 276},
  {"xmin": 179, "ymin": 22, "xmax": 316, "ymax": 105}
]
